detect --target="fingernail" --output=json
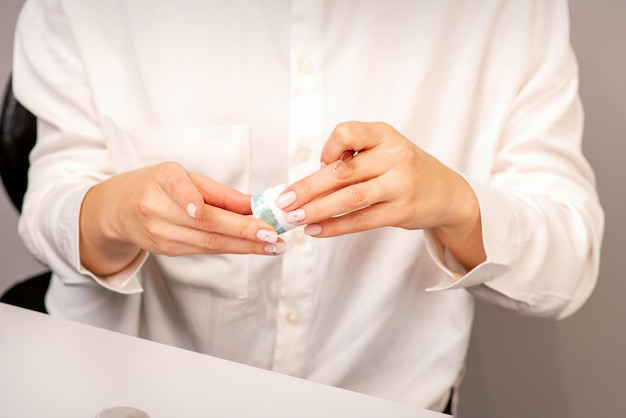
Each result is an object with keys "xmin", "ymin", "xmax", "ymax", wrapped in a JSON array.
[
  {"xmin": 256, "ymin": 229, "xmax": 278, "ymax": 244},
  {"xmin": 320, "ymin": 161, "xmax": 327, "ymax": 168},
  {"xmin": 186, "ymin": 203, "xmax": 197, "ymax": 218},
  {"xmin": 265, "ymin": 242, "xmax": 286, "ymax": 255},
  {"xmin": 286, "ymin": 209, "xmax": 306, "ymax": 224},
  {"xmin": 332, "ymin": 160, "xmax": 344, "ymax": 174},
  {"xmin": 275, "ymin": 191, "xmax": 296, "ymax": 209},
  {"xmin": 333, "ymin": 150, "xmax": 357, "ymax": 174},
  {"xmin": 304, "ymin": 224, "xmax": 322, "ymax": 236},
  {"xmin": 339, "ymin": 150, "xmax": 356, "ymax": 162}
]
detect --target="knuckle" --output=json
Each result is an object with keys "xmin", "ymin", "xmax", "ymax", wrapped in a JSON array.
[
  {"xmin": 351, "ymin": 212, "xmax": 371, "ymax": 231},
  {"xmin": 342, "ymin": 185, "xmax": 368, "ymax": 208},
  {"xmin": 238, "ymin": 222, "xmax": 252, "ymax": 239},
  {"xmin": 155, "ymin": 160, "xmax": 183, "ymax": 175},
  {"xmin": 333, "ymin": 121, "xmax": 356, "ymax": 141},
  {"xmin": 198, "ymin": 213, "xmax": 216, "ymax": 231},
  {"xmin": 402, "ymin": 142, "xmax": 419, "ymax": 163},
  {"xmin": 299, "ymin": 176, "xmax": 316, "ymax": 196},
  {"xmin": 372, "ymin": 121, "xmax": 390, "ymax": 132},
  {"xmin": 205, "ymin": 233, "xmax": 223, "ymax": 252},
  {"xmin": 168, "ymin": 173, "xmax": 188, "ymax": 191},
  {"xmin": 137, "ymin": 200, "xmax": 151, "ymax": 218},
  {"xmin": 154, "ymin": 161, "xmax": 190, "ymax": 193},
  {"xmin": 137, "ymin": 194, "xmax": 157, "ymax": 218}
]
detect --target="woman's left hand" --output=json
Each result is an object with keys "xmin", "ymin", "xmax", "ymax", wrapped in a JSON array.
[{"xmin": 277, "ymin": 121, "xmax": 486, "ymax": 269}]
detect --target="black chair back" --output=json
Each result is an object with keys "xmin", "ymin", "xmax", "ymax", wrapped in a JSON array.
[
  {"xmin": 0, "ymin": 76, "xmax": 50, "ymax": 312},
  {"xmin": 0, "ymin": 75, "xmax": 37, "ymax": 212}
]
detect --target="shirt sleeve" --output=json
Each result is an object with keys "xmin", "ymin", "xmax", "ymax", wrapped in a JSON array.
[
  {"xmin": 12, "ymin": 0, "xmax": 146, "ymax": 294},
  {"xmin": 424, "ymin": 0, "xmax": 604, "ymax": 320}
]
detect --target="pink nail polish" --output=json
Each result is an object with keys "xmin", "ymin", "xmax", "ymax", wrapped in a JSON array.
[
  {"xmin": 304, "ymin": 224, "xmax": 322, "ymax": 236},
  {"xmin": 275, "ymin": 191, "xmax": 296, "ymax": 209},
  {"xmin": 256, "ymin": 229, "xmax": 278, "ymax": 243},
  {"xmin": 286, "ymin": 209, "xmax": 306, "ymax": 224},
  {"xmin": 265, "ymin": 242, "xmax": 286, "ymax": 255}
]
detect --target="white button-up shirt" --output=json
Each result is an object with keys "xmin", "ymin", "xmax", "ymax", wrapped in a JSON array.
[{"xmin": 13, "ymin": 0, "xmax": 604, "ymax": 412}]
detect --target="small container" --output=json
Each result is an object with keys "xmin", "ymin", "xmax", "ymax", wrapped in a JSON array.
[
  {"xmin": 96, "ymin": 406, "xmax": 150, "ymax": 418},
  {"xmin": 251, "ymin": 184, "xmax": 296, "ymax": 235}
]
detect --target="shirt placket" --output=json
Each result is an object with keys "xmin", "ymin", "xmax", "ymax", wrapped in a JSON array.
[{"xmin": 271, "ymin": 0, "xmax": 323, "ymax": 377}]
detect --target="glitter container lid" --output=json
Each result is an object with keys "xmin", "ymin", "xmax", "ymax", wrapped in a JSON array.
[
  {"xmin": 251, "ymin": 184, "xmax": 295, "ymax": 235},
  {"xmin": 96, "ymin": 406, "xmax": 150, "ymax": 417}
]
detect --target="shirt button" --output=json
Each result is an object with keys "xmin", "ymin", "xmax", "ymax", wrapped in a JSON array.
[
  {"xmin": 296, "ymin": 145, "xmax": 312, "ymax": 162},
  {"xmin": 298, "ymin": 57, "xmax": 314, "ymax": 74},
  {"xmin": 292, "ymin": 229, "xmax": 307, "ymax": 245},
  {"xmin": 286, "ymin": 310, "xmax": 302, "ymax": 326}
]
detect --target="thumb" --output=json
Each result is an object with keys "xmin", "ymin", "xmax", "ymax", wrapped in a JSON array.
[
  {"xmin": 189, "ymin": 172, "xmax": 253, "ymax": 215},
  {"xmin": 321, "ymin": 122, "xmax": 382, "ymax": 166},
  {"xmin": 156, "ymin": 162, "xmax": 205, "ymax": 219}
]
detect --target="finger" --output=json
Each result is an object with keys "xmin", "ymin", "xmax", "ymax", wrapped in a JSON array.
[
  {"xmin": 194, "ymin": 202, "xmax": 280, "ymax": 243},
  {"xmin": 189, "ymin": 172, "xmax": 253, "ymax": 215},
  {"xmin": 277, "ymin": 148, "xmax": 387, "ymax": 212},
  {"xmin": 136, "ymin": 175, "xmax": 280, "ymax": 246},
  {"xmin": 303, "ymin": 202, "xmax": 398, "ymax": 238},
  {"xmin": 320, "ymin": 121, "xmax": 388, "ymax": 166},
  {"xmin": 286, "ymin": 173, "xmax": 402, "ymax": 226},
  {"xmin": 141, "ymin": 220, "xmax": 286, "ymax": 256},
  {"xmin": 154, "ymin": 162, "xmax": 206, "ymax": 219},
  {"xmin": 140, "ymin": 200, "xmax": 284, "ymax": 255}
]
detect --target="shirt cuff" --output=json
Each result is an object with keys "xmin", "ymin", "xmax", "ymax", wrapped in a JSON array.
[
  {"xmin": 61, "ymin": 184, "xmax": 148, "ymax": 294},
  {"xmin": 78, "ymin": 250, "xmax": 148, "ymax": 294},
  {"xmin": 424, "ymin": 177, "xmax": 520, "ymax": 291}
]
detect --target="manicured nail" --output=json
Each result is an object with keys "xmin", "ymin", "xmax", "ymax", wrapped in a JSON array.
[
  {"xmin": 333, "ymin": 150, "xmax": 358, "ymax": 174},
  {"xmin": 332, "ymin": 159, "xmax": 344, "ymax": 174},
  {"xmin": 286, "ymin": 209, "xmax": 306, "ymax": 224},
  {"xmin": 256, "ymin": 229, "xmax": 278, "ymax": 244},
  {"xmin": 265, "ymin": 242, "xmax": 286, "ymax": 255},
  {"xmin": 275, "ymin": 191, "xmax": 296, "ymax": 209},
  {"xmin": 304, "ymin": 224, "xmax": 322, "ymax": 236},
  {"xmin": 186, "ymin": 203, "xmax": 197, "ymax": 218}
]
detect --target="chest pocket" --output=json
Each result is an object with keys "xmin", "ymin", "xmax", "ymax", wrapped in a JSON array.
[{"xmin": 100, "ymin": 116, "xmax": 251, "ymax": 191}]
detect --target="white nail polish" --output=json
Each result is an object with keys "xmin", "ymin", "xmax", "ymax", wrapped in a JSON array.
[{"xmin": 186, "ymin": 202, "xmax": 197, "ymax": 218}]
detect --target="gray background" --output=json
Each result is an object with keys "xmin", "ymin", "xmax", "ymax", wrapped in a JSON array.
[{"xmin": 0, "ymin": 1, "xmax": 623, "ymax": 417}]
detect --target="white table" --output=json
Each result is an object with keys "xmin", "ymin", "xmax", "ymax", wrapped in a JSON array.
[{"xmin": 0, "ymin": 303, "xmax": 447, "ymax": 417}]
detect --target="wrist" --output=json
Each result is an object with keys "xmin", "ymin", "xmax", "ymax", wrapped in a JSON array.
[
  {"xmin": 434, "ymin": 174, "xmax": 486, "ymax": 270},
  {"xmin": 79, "ymin": 181, "xmax": 141, "ymax": 276}
]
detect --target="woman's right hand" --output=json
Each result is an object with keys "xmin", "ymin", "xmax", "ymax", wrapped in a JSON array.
[{"xmin": 79, "ymin": 161, "xmax": 285, "ymax": 277}]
